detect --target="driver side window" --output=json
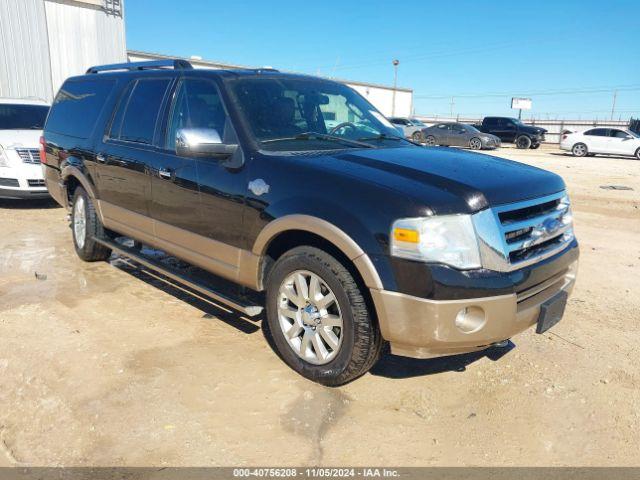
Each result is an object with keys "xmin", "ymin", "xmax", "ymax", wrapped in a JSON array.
[{"xmin": 167, "ymin": 79, "xmax": 227, "ymax": 150}]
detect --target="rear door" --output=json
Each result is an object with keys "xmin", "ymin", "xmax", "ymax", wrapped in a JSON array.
[
  {"xmin": 583, "ymin": 128, "xmax": 610, "ymax": 153},
  {"xmin": 449, "ymin": 123, "xmax": 467, "ymax": 146},
  {"xmin": 95, "ymin": 76, "xmax": 173, "ymax": 224}
]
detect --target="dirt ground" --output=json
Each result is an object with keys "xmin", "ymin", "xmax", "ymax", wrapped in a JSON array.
[{"xmin": 0, "ymin": 146, "xmax": 638, "ymax": 467}]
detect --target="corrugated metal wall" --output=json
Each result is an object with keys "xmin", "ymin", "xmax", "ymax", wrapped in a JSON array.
[
  {"xmin": 0, "ymin": 0, "xmax": 126, "ymax": 102},
  {"xmin": 45, "ymin": 0, "xmax": 126, "ymax": 98},
  {"xmin": 0, "ymin": 0, "xmax": 53, "ymax": 101}
]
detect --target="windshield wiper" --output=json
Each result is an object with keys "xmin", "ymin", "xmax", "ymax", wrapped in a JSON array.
[{"xmin": 261, "ymin": 132, "xmax": 375, "ymax": 149}]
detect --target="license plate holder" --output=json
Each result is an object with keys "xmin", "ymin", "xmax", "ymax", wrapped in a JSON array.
[{"xmin": 536, "ymin": 290, "xmax": 569, "ymax": 334}]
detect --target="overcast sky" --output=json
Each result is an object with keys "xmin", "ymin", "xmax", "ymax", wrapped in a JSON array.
[{"xmin": 125, "ymin": 0, "xmax": 640, "ymax": 120}]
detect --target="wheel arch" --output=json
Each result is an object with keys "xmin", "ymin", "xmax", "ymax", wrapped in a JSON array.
[
  {"xmin": 252, "ymin": 215, "xmax": 383, "ymax": 292},
  {"xmin": 60, "ymin": 165, "xmax": 103, "ymax": 219}
]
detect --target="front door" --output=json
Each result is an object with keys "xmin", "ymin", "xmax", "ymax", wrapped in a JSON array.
[
  {"xmin": 608, "ymin": 129, "xmax": 635, "ymax": 155},
  {"xmin": 150, "ymin": 77, "xmax": 248, "ymax": 281}
]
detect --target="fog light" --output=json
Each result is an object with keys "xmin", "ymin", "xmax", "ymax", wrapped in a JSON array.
[{"xmin": 455, "ymin": 306, "xmax": 486, "ymax": 334}]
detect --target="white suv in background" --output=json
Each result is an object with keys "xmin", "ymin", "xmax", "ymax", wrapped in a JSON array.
[
  {"xmin": 560, "ymin": 127, "xmax": 640, "ymax": 159},
  {"xmin": 0, "ymin": 98, "xmax": 50, "ymax": 199}
]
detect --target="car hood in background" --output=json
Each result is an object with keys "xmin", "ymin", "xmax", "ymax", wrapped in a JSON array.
[
  {"xmin": 0, "ymin": 129, "xmax": 42, "ymax": 149},
  {"xmin": 329, "ymin": 146, "xmax": 565, "ymax": 214}
]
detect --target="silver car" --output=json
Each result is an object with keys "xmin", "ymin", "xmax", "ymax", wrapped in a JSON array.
[
  {"xmin": 423, "ymin": 122, "xmax": 501, "ymax": 150},
  {"xmin": 389, "ymin": 117, "xmax": 428, "ymax": 142}
]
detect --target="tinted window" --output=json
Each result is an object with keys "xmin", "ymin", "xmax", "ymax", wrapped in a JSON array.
[
  {"xmin": 436, "ymin": 124, "xmax": 449, "ymax": 130},
  {"xmin": 0, "ymin": 104, "xmax": 49, "ymax": 130},
  {"xmin": 46, "ymin": 79, "xmax": 115, "ymax": 138},
  {"xmin": 167, "ymin": 79, "xmax": 227, "ymax": 150},
  {"xmin": 484, "ymin": 118, "xmax": 498, "ymax": 127},
  {"xmin": 584, "ymin": 128, "xmax": 608, "ymax": 136},
  {"xmin": 610, "ymin": 129, "xmax": 629, "ymax": 138},
  {"xmin": 115, "ymin": 78, "xmax": 171, "ymax": 144}
]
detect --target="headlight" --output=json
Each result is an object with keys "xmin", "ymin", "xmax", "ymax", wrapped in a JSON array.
[
  {"xmin": 0, "ymin": 146, "xmax": 11, "ymax": 168},
  {"xmin": 391, "ymin": 215, "xmax": 482, "ymax": 269}
]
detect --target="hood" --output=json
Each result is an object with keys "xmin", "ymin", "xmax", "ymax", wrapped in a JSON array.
[
  {"xmin": 0, "ymin": 129, "xmax": 42, "ymax": 149},
  {"xmin": 520, "ymin": 125, "xmax": 547, "ymax": 135},
  {"xmin": 328, "ymin": 146, "xmax": 565, "ymax": 215}
]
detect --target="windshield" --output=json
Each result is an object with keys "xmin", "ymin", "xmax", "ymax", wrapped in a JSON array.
[
  {"xmin": 628, "ymin": 130, "xmax": 640, "ymax": 138},
  {"xmin": 0, "ymin": 104, "xmax": 49, "ymax": 130},
  {"xmin": 227, "ymin": 76, "xmax": 407, "ymax": 151}
]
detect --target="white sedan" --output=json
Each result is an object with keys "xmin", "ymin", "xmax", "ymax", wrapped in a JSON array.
[{"xmin": 560, "ymin": 127, "xmax": 640, "ymax": 159}]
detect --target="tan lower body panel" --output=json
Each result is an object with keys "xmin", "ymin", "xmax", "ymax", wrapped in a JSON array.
[
  {"xmin": 371, "ymin": 261, "xmax": 578, "ymax": 359},
  {"xmin": 98, "ymin": 201, "xmax": 261, "ymax": 290}
]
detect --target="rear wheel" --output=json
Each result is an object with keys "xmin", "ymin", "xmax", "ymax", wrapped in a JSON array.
[
  {"xmin": 412, "ymin": 131, "xmax": 425, "ymax": 143},
  {"xmin": 265, "ymin": 246, "xmax": 382, "ymax": 386},
  {"xmin": 71, "ymin": 187, "xmax": 111, "ymax": 261},
  {"xmin": 469, "ymin": 137, "xmax": 482, "ymax": 150},
  {"xmin": 425, "ymin": 135, "xmax": 436, "ymax": 146},
  {"xmin": 572, "ymin": 143, "xmax": 588, "ymax": 157},
  {"xmin": 635, "ymin": 148, "xmax": 640, "ymax": 160},
  {"xmin": 516, "ymin": 135, "xmax": 532, "ymax": 149}
]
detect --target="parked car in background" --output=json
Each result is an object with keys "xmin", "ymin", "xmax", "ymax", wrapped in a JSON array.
[
  {"xmin": 475, "ymin": 117, "xmax": 546, "ymax": 149},
  {"xmin": 0, "ymin": 98, "xmax": 50, "ymax": 199},
  {"xmin": 389, "ymin": 117, "xmax": 428, "ymax": 142},
  {"xmin": 422, "ymin": 122, "xmax": 501, "ymax": 150},
  {"xmin": 42, "ymin": 60, "xmax": 578, "ymax": 385},
  {"xmin": 560, "ymin": 128, "xmax": 640, "ymax": 159}
]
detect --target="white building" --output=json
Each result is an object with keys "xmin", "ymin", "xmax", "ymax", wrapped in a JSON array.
[
  {"xmin": 128, "ymin": 51, "xmax": 414, "ymax": 118},
  {"xmin": 0, "ymin": 0, "xmax": 126, "ymax": 102}
]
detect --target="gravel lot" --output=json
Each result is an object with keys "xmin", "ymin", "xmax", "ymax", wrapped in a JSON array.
[{"xmin": 0, "ymin": 145, "xmax": 638, "ymax": 467}]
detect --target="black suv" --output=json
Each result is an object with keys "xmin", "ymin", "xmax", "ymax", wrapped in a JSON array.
[
  {"xmin": 477, "ymin": 117, "xmax": 547, "ymax": 149},
  {"xmin": 42, "ymin": 60, "xmax": 579, "ymax": 385}
]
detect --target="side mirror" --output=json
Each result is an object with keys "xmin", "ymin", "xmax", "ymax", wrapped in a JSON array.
[{"xmin": 176, "ymin": 128, "xmax": 238, "ymax": 159}]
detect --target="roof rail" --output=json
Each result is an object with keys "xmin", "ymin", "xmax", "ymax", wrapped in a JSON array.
[{"xmin": 86, "ymin": 59, "xmax": 193, "ymax": 74}]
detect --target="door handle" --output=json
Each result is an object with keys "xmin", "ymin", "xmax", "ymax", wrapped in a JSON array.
[
  {"xmin": 158, "ymin": 168, "xmax": 173, "ymax": 180},
  {"xmin": 96, "ymin": 153, "xmax": 106, "ymax": 163}
]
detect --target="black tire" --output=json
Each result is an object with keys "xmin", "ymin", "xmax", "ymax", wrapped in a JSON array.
[
  {"xmin": 572, "ymin": 143, "xmax": 588, "ymax": 157},
  {"xmin": 530, "ymin": 143, "xmax": 540, "ymax": 149},
  {"xmin": 265, "ymin": 246, "xmax": 382, "ymax": 386},
  {"xmin": 635, "ymin": 148, "xmax": 640, "ymax": 160},
  {"xmin": 516, "ymin": 135, "xmax": 532, "ymax": 149},
  {"xmin": 71, "ymin": 187, "xmax": 112, "ymax": 262},
  {"xmin": 412, "ymin": 131, "xmax": 425, "ymax": 143},
  {"xmin": 425, "ymin": 135, "xmax": 436, "ymax": 146}
]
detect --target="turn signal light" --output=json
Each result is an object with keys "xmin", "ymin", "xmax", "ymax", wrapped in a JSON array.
[{"xmin": 393, "ymin": 228, "xmax": 419, "ymax": 243}]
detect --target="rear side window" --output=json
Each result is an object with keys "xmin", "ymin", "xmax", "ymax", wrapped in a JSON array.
[
  {"xmin": 584, "ymin": 128, "xmax": 608, "ymax": 136},
  {"xmin": 46, "ymin": 79, "xmax": 115, "ymax": 138},
  {"xmin": 109, "ymin": 78, "xmax": 171, "ymax": 145}
]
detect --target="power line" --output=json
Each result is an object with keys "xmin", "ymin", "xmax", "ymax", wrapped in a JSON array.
[{"xmin": 414, "ymin": 84, "xmax": 640, "ymax": 99}]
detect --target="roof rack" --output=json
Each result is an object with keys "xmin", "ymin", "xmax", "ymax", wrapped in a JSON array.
[{"xmin": 86, "ymin": 59, "xmax": 193, "ymax": 74}]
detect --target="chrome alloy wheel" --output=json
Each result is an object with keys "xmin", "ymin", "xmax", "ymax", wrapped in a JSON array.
[
  {"xmin": 425, "ymin": 135, "xmax": 436, "ymax": 146},
  {"xmin": 469, "ymin": 138, "xmax": 482, "ymax": 150},
  {"xmin": 73, "ymin": 196, "xmax": 87, "ymax": 249},
  {"xmin": 572, "ymin": 143, "xmax": 587, "ymax": 156},
  {"xmin": 277, "ymin": 270, "xmax": 344, "ymax": 365}
]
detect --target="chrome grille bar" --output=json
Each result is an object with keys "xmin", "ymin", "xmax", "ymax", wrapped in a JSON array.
[{"xmin": 16, "ymin": 148, "xmax": 41, "ymax": 164}]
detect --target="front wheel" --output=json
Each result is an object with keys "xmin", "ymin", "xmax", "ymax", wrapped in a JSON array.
[
  {"xmin": 516, "ymin": 135, "xmax": 532, "ymax": 149},
  {"xmin": 265, "ymin": 246, "xmax": 382, "ymax": 386},
  {"xmin": 469, "ymin": 137, "xmax": 483, "ymax": 150},
  {"xmin": 71, "ymin": 187, "xmax": 112, "ymax": 261},
  {"xmin": 425, "ymin": 135, "xmax": 436, "ymax": 146},
  {"xmin": 572, "ymin": 143, "xmax": 588, "ymax": 157},
  {"xmin": 530, "ymin": 143, "xmax": 540, "ymax": 149}
]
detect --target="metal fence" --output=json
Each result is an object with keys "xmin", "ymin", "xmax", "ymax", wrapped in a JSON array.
[{"xmin": 414, "ymin": 115, "xmax": 633, "ymax": 144}]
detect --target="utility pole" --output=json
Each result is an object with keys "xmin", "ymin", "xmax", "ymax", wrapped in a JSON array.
[
  {"xmin": 392, "ymin": 59, "xmax": 399, "ymax": 117},
  {"xmin": 610, "ymin": 90, "xmax": 617, "ymax": 121},
  {"xmin": 449, "ymin": 96, "xmax": 455, "ymax": 118}
]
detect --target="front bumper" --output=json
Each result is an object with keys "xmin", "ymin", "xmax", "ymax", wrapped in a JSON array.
[
  {"xmin": 0, "ymin": 186, "xmax": 50, "ymax": 199},
  {"xmin": 371, "ymin": 260, "xmax": 578, "ymax": 359}
]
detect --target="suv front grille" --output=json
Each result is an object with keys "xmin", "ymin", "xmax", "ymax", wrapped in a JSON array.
[
  {"xmin": 16, "ymin": 148, "xmax": 41, "ymax": 164},
  {"xmin": 474, "ymin": 191, "xmax": 574, "ymax": 272}
]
